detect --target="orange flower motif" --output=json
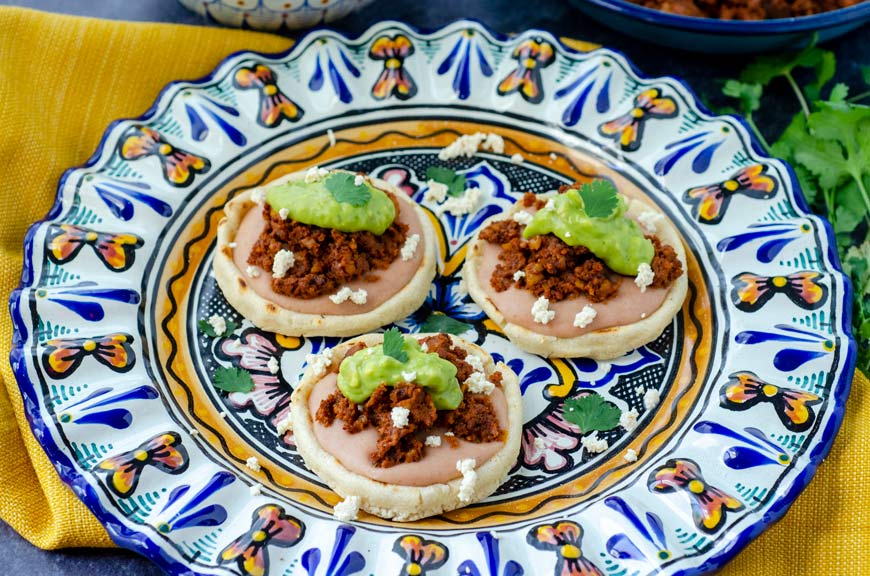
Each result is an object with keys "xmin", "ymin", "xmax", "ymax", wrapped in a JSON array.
[
  {"xmin": 393, "ymin": 534, "xmax": 448, "ymax": 576},
  {"xmin": 720, "ymin": 371, "xmax": 822, "ymax": 432},
  {"xmin": 42, "ymin": 333, "xmax": 135, "ymax": 379},
  {"xmin": 46, "ymin": 223, "xmax": 143, "ymax": 272},
  {"xmin": 497, "ymin": 38, "xmax": 556, "ymax": 104},
  {"xmin": 732, "ymin": 271, "xmax": 827, "ymax": 312},
  {"xmin": 118, "ymin": 125, "xmax": 210, "ymax": 187},
  {"xmin": 683, "ymin": 164, "xmax": 777, "ymax": 225},
  {"xmin": 234, "ymin": 64, "xmax": 304, "ymax": 127},
  {"xmin": 94, "ymin": 432, "xmax": 188, "ymax": 497},
  {"xmin": 526, "ymin": 521, "xmax": 604, "ymax": 576},
  {"xmin": 219, "ymin": 504, "xmax": 304, "ymax": 576},
  {"xmin": 370, "ymin": 35, "xmax": 417, "ymax": 101},
  {"xmin": 598, "ymin": 88, "xmax": 677, "ymax": 152}
]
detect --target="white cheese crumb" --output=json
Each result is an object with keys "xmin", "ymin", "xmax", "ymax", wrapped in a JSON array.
[
  {"xmin": 400, "ymin": 234, "xmax": 420, "ymax": 261},
  {"xmin": 465, "ymin": 353, "xmax": 484, "ymax": 373},
  {"xmin": 531, "ymin": 296, "xmax": 556, "ymax": 325},
  {"xmin": 641, "ymin": 312, "xmax": 647, "ymax": 319},
  {"xmin": 513, "ymin": 269, "xmax": 526, "ymax": 282},
  {"xmin": 635, "ymin": 262, "xmax": 655, "ymax": 292},
  {"xmin": 391, "ymin": 406, "xmax": 410, "ymax": 428},
  {"xmin": 512, "ymin": 210, "xmax": 534, "ymax": 226},
  {"xmin": 549, "ymin": 152, "xmax": 558, "ymax": 160},
  {"xmin": 245, "ymin": 457, "xmax": 261, "ymax": 472},
  {"xmin": 425, "ymin": 435, "xmax": 442, "ymax": 447},
  {"xmin": 533, "ymin": 437, "xmax": 546, "ymax": 451},
  {"xmin": 333, "ymin": 495, "xmax": 360, "ymax": 522},
  {"xmin": 456, "ymin": 458, "xmax": 477, "ymax": 502},
  {"xmin": 581, "ymin": 431, "xmax": 609, "ymax": 454},
  {"xmin": 304, "ymin": 166, "xmax": 330, "ymax": 183},
  {"xmin": 643, "ymin": 388, "xmax": 661, "ymax": 411},
  {"xmin": 278, "ymin": 207, "xmax": 289, "ymax": 220},
  {"xmin": 619, "ymin": 408, "xmax": 639, "ymax": 432},
  {"xmin": 483, "ymin": 132, "xmax": 505, "ymax": 154},
  {"xmin": 424, "ymin": 179, "xmax": 449, "ymax": 203},
  {"xmin": 444, "ymin": 431, "xmax": 455, "ymax": 437},
  {"xmin": 624, "ymin": 448, "xmax": 638, "ymax": 463},
  {"xmin": 401, "ymin": 370, "xmax": 417, "ymax": 382},
  {"xmin": 245, "ymin": 265, "xmax": 261, "ymax": 278},
  {"xmin": 419, "ymin": 341, "xmax": 429, "ymax": 352},
  {"xmin": 190, "ymin": 429, "xmax": 199, "ymax": 436},
  {"xmin": 271, "ymin": 249, "xmax": 295, "ymax": 278},
  {"xmin": 327, "ymin": 128, "xmax": 336, "ymax": 147},
  {"xmin": 573, "ymin": 305, "xmax": 597, "ymax": 329},
  {"xmin": 465, "ymin": 371, "xmax": 494, "ymax": 395},
  {"xmin": 438, "ymin": 187, "xmax": 481, "ymax": 216},
  {"xmin": 207, "ymin": 314, "xmax": 227, "ymax": 336},
  {"xmin": 305, "ymin": 348, "xmax": 334, "ymax": 377},
  {"xmin": 635, "ymin": 385, "xmax": 645, "ymax": 396},
  {"xmin": 250, "ymin": 483, "xmax": 263, "ymax": 496},
  {"xmin": 510, "ymin": 152, "xmax": 524, "ymax": 164},
  {"xmin": 267, "ymin": 356, "xmax": 280, "ymax": 375},
  {"xmin": 329, "ymin": 286, "xmax": 368, "ymax": 305},
  {"xmin": 220, "ymin": 412, "xmax": 228, "ymax": 419},
  {"xmin": 637, "ymin": 211, "xmax": 663, "ymax": 234},
  {"xmin": 276, "ymin": 414, "xmax": 293, "ymax": 435},
  {"xmin": 438, "ymin": 132, "xmax": 504, "ymax": 160},
  {"xmin": 228, "ymin": 241, "xmax": 238, "ymax": 249},
  {"xmin": 251, "ymin": 188, "xmax": 267, "ymax": 205},
  {"xmin": 354, "ymin": 174, "xmax": 365, "ymax": 186}
]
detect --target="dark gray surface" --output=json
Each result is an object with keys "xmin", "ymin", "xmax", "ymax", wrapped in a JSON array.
[{"xmin": 0, "ymin": 0, "xmax": 867, "ymax": 574}]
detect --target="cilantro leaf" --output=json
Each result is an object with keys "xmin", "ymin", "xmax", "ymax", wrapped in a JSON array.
[
  {"xmin": 213, "ymin": 366, "xmax": 254, "ymax": 393},
  {"xmin": 198, "ymin": 318, "xmax": 237, "ymax": 338},
  {"xmin": 325, "ymin": 173, "xmax": 372, "ymax": 206},
  {"xmin": 419, "ymin": 313, "xmax": 473, "ymax": 336},
  {"xmin": 740, "ymin": 43, "xmax": 831, "ymax": 88},
  {"xmin": 577, "ymin": 179, "xmax": 619, "ymax": 218},
  {"xmin": 829, "ymin": 83, "xmax": 850, "ymax": 103},
  {"xmin": 563, "ymin": 394, "xmax": 621, "ymax": 434},
  {"xmin": 722, "ymin": 80, "xmax": 762, "ymax": 114},
  {"xmin": 426, "ymin": 166, "xmax": 467, "ymax": 197},
  {"xmin": 382, "ymin": 327, "xmax": 408, "ymax": 363}
]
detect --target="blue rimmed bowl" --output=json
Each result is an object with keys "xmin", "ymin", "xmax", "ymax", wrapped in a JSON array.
[
  {"xmin": 570, "ymin": 0, "xmax": 870, "ymax": 53},
  {"xmin": 177, "ymin": 0, "xmax": 376, "ymax": 31}
]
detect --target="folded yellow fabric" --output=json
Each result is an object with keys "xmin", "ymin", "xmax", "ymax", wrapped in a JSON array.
[{"xmin": 0, "ymin": 6, "xmax": 866, "ymax": 574}]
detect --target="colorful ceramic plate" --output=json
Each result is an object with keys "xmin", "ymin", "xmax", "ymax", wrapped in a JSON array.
[{"xmin": 9, "ymin": 20, "xmax": 856, "ymax": 576}]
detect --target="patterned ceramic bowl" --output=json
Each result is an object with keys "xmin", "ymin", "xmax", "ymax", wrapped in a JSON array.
[
  {"xmin": 176, "ymin": 0, "xmax": 376, "ymax": 31},
  {"xmin": 570, "ymin": 0, "xmax": 870, "ymax": 53}
]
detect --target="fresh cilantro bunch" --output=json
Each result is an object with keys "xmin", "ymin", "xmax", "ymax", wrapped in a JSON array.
[{"xmin": 715, "ymin": 39, "xmax": 870, "ymax": 372}]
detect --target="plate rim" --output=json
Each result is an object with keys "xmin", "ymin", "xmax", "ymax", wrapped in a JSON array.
[{"xmin": 7, "ymin": 18, "xmax": 858, "ymax": 576}]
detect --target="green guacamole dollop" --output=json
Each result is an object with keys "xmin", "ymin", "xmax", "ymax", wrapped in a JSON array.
[
  {"xmin": 265, "ymin": 174, "xmax": 395, "ymax": 235},
  {"xmin": 522, "ymin": 189, "xmax": 654, "ymax": 276},
  {"xmin": 337, "ymin": 337, "xmax": 463, "ymax": 410}
]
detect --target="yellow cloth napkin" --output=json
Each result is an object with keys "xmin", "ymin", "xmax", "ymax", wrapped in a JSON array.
[{"xmin": 0, "ymin": 6, "xmax": 866, "ymax": 573}]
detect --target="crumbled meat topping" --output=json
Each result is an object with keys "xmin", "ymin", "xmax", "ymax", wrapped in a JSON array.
[
  {"xmin": 247, "ymin": 197, "xmax": 408, "ymax": 299},
  {"xmin": 315, "ymin": 335, "xmax": 505, "ymax": 468},
  {"xmin": 478, "ymin": 192, "xmax": 683, "ymax": 303},
  {"xmin": 630, "ymin": 0, "xmax": 861, "ymax": 19}
]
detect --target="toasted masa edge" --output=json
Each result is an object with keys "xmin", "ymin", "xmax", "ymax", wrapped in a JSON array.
[
  {"xmin": 464, "ymin": 193, "xmax": 689, "ymax": 360},
  {"xmin": 289, "ymin": 333, "xmax": 523, "ymax": 521},
  {"xmin": 214, "ymin": 171, "xmax": 437, "ymax": 337}
]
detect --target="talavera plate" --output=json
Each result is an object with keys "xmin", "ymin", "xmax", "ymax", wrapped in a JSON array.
[{"xmin": 9, "ymin": 20, "xmax": 856, "ymax": 576}]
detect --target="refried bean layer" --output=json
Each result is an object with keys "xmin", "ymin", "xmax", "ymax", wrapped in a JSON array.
[
  {"xmin": 315, "ymin": 335, "xmax": 504, "ymax": 468},
  {"xmin": 246, "ymin": 194, "xmax": 408, "ymax": 299},
  {"xmin": 479, "ymin": 192, "xmax": 683, "ymax": 303}
]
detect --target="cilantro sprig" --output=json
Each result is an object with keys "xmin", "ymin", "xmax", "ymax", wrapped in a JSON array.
[
  {"xmin": 325, "ymin": 172, "xmax": 372, "ymax": 206},
  {"xmin": 577, "ymin": 179, "xmax": 619, "ymax": 218},
  {"xmin": 382, "ymin": 327, "xmax": 408, "ymax": 363},
  {"xmin": 213, "ymin": 366, "xmax": 254, "ymax": 393},
  {"xmin": 563, "ymin": 394, "xmax": 621, "ymax": 434},
  {"xmin": 198, "ymin": 318, "xmax": 238, "ymax": 338},
  {"xmin": 419, "ymin": 313, "xmax": 473, "ymax": 336},
  {"xmin": 426, "ymin": 166, "xmax": 467, "ymax": 197},
  {"xmin": 713, "ymin": 36, "xmax": 870, "ymax": 372}
]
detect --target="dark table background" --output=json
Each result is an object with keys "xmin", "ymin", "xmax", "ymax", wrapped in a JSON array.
[{"xmin": 1, "ymin": 0, "xmax": 868, "ymax": 574}]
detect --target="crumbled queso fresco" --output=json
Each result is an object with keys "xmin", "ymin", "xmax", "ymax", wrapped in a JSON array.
[
  {"xmin": 333, "ymin": 495, "xmax": 360, "ymax": 522},
  {"xmin": 276, "ymin": 415, "xmax": 293, "ymax": 435},
  {"xmin": 438, "ymin": 187, "xmax": 482, "ymax": 217},
  {"xmin": 354, "ymin": 174, "xmax": 365, "ymax": 186},
  {"xmin": 207, "ymin": 314, "xmax": 227, "ymax": 336},
  {"xmin": 456, "ymin": 458, "xmax": 478, "ymax": 502},
  {"xmin": 304, "ymin": 166, "xmax": 330, "ymax": 183},
  {"xmin": 512, "ymin": 210, "xmax": 534, "ymax": 226},
  {"xmin": 245, "ymin": 265, "xmax": 261, "ymax": 278},
  {"xmin": 635, "ymin": 262, "xmax": 655, "ymax": 292},
  {"xmin": 278, "ymin": 207, "xmax": 290, "ymax": 220},
  {"xmin": 400, "ymin": 234, "xmax": 420, "ymax": 261},
  {"xmin": 401, "ymin": 370, "xmax": 417, "ymax": 382},
  {"xmin": 510, "ymin": 152, "xmax": 524, "ymax": 164},
  {"xmin": 624, "ymin": 448, "xmax": 638, "ymax": 463},
  {"xmin": 465, "ymin": 353, "xmax": 484, "ymax": 373},
  {"xmin": 531, "ymin": 296, "xmax": 556, "ymax": 325},
  {"xmin": 637, "ymin": 211, "xmax": 663, "ymax": 234},
  {"xmin": 267, "ymin": 356, "xmax": 280, "ymax": 375},
  {"xmin": 306, "ymin": 348, "xmax": 334, "ymax": 377},
  {"xmin": 425, "ymin": 435, "xmax": 442, "ymax": 447},
  {"xmin": 329, "ymin": 286, "xmax": 368, "ymax": 305},
  {"xmin": 424, "ymin": 180, "xmax": 449, "ymax": 203},
  {"xmin": 513, "ymin": 270, "xmax": 526, "ymax": 282},
  {"xmin": 619, "ymin": 408, "xmax": 639, "ymax": 432},
  {"xmin": 643, "ymin": 388, "xmax": 661, "ymax": 411},
  {"xmin": 438, "ymin": 132, "xmax": 504, "ymax": 161},
  {"xmin": 251, "ymin": 188, "xmax": 267, "ymax": 205},
  {"xmin": 465, "ymin": 371, "xmax": 494, "ymax": 395},
  {"xmin": 573, "ymin": 305, "xmax": 597, "ymax": 329},
  {"xmin": 245, "ymin": 456, "xmax": 261, "ymax": 472},
  {"xmin": 391, "ymin": 406, "xmax": 410, "ymax": 428},
  {"xmin": 271, "ymin": 249, "xmax": 295, "ymax": 279},
  {"xmin": 581, "ymin": 431, "xmax": 609, "ymax": 454}
]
